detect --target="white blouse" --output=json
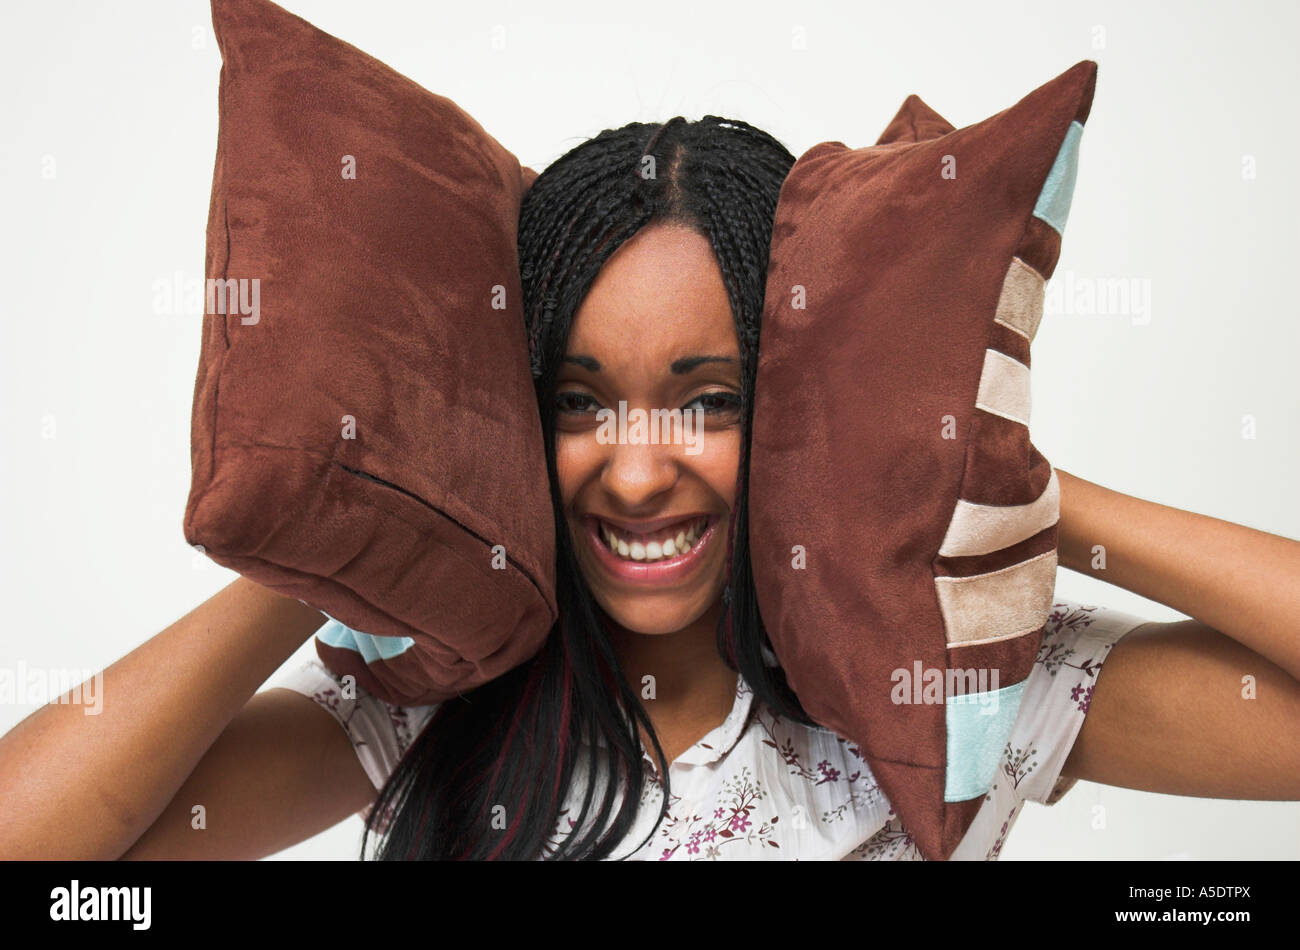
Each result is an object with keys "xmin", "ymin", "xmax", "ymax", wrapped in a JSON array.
[{"xmin": 271, "ymin": 597, "xmax": 1149, "ymax": 860}]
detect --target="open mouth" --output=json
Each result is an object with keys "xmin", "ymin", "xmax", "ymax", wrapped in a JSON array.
[
  {"xmin": 581, "ymin": 513, "xmax": 721, "ymax": 583},
  {"xmin": 598, "ymin": 515, "xmax": 709, "ymax": 562}
]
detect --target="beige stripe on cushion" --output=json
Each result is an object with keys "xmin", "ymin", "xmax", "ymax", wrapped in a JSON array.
[
  {"xmin": 974, "ymin": 349, "xmax": 1030, "ymax": 426},
  {"xmin": 938, "ymin": 468, "xmax": 1060, "ymax": 558},
  {"xmin": 993, "ymin": 257, "xmax": 1046, "ymax": 341},
  {"xmin": 935, "ymin": 549, "xmax": 1058, "ymax": 647}
]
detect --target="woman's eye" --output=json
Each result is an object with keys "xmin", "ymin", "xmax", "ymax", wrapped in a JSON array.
[
  {"xmin": 685, "ymin": 391, "xmax": 741, "ymax": 415},
  {"xmin": 556, "ymin": 391, "xmax": 599, "ymax": 414}
]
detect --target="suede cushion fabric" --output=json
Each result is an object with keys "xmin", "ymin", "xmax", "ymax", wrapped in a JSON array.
[
  {"xmin": 749, "ymin": 61, "xmax": 1097, "ymax": 860},
  {"xmin": 184, "ymin": 0, "xmax": 555, "ymax": 706}
]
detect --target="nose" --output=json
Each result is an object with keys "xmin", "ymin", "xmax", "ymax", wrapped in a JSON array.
[{"xmin": 600, "ymin": 439, "xmax": 679, "ymax": 510}]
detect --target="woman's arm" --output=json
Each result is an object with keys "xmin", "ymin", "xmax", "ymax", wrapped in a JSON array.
[
  {"xmin": 0, "ymin": 577, "xmax": 371, "ymax": 859},
  {"xmin": 1057, "ymin": 469, "xmax": 1300, "ymax": 681},
  {"xmin": 118, "ymin": 687, "xmax": 377, "ymax": 860},
  {"xmin": 1054, "ymin": 469, "xmax": 1300, "ymax": 797}
]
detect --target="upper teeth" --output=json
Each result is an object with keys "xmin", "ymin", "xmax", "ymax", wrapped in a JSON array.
[{"xmin": 601, "ymin": 518, "xmax": 709, "ymax": 562}]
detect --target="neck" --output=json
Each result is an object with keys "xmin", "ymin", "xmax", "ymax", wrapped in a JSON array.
[{"xmin": 606, "ymin": 601, "xmax": 739, "ymax": 748}]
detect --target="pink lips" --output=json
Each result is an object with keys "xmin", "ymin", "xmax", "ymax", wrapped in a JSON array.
[{"xmin": 582, "ymin": 514, "xmax": 720, "ymax": 585}]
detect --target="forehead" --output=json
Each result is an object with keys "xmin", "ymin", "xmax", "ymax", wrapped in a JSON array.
[{"xmin": 566, "ymin": 223, "xmax": 738, "ymax": 367}]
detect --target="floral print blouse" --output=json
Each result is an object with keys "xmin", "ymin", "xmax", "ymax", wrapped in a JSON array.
[{"xmin": 271, "ymin": 598, "xmax": 1149, "ymax": 860}]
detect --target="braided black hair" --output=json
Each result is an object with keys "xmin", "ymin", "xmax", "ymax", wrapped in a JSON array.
[{"xmin": 362, "ymin": 115, "xmax": 815, "ymax": 861}]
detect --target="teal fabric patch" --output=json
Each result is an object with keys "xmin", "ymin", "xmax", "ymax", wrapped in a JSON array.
[
  {"xmin": 1033, "ymin": 120, "xmax": 1084, "ymax": 234},
  {"xmin": 944, "ymin": 679, "xmax": 1028, "ymax": 802},
  {"xmin": 316, "ymin": 616, "xmax": 414, "ymax": 663}
]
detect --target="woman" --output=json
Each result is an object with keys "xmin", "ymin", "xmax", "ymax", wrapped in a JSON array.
[{"xmin": 2, "ymin": 116, "xmax": 1297, "ymax": 861}]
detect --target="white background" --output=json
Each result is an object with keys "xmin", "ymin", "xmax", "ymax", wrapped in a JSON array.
[{"xmin": 1, "ymin": 0, "xmax": 1297, "ymax": 859}]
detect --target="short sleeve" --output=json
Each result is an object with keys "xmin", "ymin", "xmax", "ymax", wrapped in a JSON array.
[
  {"xmin": 1003, "ymin": 599, "xmax": 1151, "ymax": 806},
  {"xmin": 269, "ymin": 657, "xmax": 441, "ymax": 793}
]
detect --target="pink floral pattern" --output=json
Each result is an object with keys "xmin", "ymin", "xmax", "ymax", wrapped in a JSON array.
[
  {"xmin": 276, "ymin": 597, "xmax": 1150, "ymax": 859},
  {"xmin": 652, "ymin": 766, "xmax": 781, "ymax": 860}
]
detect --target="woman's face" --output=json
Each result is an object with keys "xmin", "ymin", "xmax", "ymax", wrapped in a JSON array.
[{"xmin": 554, "ymin": 222, "xmax": 742, "ymax": 636}]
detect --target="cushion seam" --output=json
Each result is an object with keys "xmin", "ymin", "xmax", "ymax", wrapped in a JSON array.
[{"xmin": 200, "ymin": 437, "xmax": 554, "ymax": 611}]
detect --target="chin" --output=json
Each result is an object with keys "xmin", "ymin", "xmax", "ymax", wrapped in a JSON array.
[{"xmin": 593, "ymin": 587, "xmax": 722, "ymax": 636}]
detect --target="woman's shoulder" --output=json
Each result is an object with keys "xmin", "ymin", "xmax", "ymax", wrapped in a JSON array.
[
  {"xmin": 1043, "ymin": 596, "xmax": 1152, "ymax": 645},
  {"xmin": 752, "ymin": 594, "xmax": 1151, "ymax": 741},
  {"xmin": 738, "ymin": 595, "xmax": 1153, "ymax": 856},
  {"xmin": 995, "ymin": 595, "xmax": 1151, "ymax": 807},
  {"xmin": 269, "ymin": 657, "xmax": 440, "ymax": 791}
]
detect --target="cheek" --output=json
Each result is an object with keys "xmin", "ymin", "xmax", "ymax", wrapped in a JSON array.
[
  {"xmin": 554, "ymin": 432, "xmax": 597, "ymax": 509},
  {"xmin": 692, "ymin": 428, "xmax": 742, "ymax": 513}
]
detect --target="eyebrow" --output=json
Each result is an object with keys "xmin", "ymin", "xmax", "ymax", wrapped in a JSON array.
[
  {"xmin": 670, "ymin": 355, "xmax": 736, "ymax": 374},
  {"xmin": 562, "ymin": 354, "xmax": 736, "ymax": 374}
]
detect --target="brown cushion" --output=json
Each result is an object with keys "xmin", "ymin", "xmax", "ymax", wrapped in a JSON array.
[
  {"xmin": 749, "ymin": 61, "xmax": 1097, "ymax": 860},
  {"xmin": 184, "ymin": 0, "xmax": 555, "ymax": 706}
]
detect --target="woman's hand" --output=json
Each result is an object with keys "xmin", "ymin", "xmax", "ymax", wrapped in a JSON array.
[{"xmin": 1053, "ymin": 469, "xmax": 1300, "ymax": 798}]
